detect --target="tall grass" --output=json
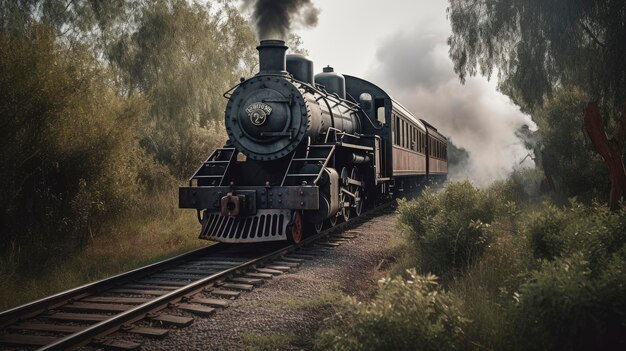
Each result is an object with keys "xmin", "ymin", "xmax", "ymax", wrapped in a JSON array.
[{"xmin": 0, "ymin": 186, "xmax": 205, "ymax": 311}]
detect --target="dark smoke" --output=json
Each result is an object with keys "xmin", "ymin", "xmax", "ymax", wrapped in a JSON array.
[{"xmin": 243, "ymin": 0, "xmax": 320, "ymax": 40}]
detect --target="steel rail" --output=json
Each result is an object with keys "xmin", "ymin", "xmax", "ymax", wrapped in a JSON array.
[
  {"xmin": 2, "ymin": 202, "xmax": 392, "ymax": 350},
  {"xmin": 0, "ymin": 244, "xmax": 219, "ymax": 328}
]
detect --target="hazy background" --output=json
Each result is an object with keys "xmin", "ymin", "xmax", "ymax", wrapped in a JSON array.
[{"xmin": 295, "ymin": 0, "xmax": 535, "ymax": 185}]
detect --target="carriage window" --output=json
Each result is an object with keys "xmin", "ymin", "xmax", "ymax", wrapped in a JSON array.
[
  {"xmin": 377, "ymin": 106, "xmax": 386, "ymax": 125},
  {"xmin": 394, "ymin": 115, "xmax": 400, "ymax": 145},
  {"xmin": 404, "ymin": 121, "xmax": 408, "ymax": 148},
  {"xmin": 418, "ymin": 132, "xmax": 422, "ymax": 153},
  {"xmin": 417, "ymin": 132, "xmax": 420, "ymax": 152},
  {"xmin": 405, "ymin": 122, "xmax": 409, "ymax": 149},
  {"xmin": 398, "ymin": 117, "xmax": 402, "ymax": 145},
  {"xmin": 403, "ymin": 121, "xmax": 408, "ymax": 149},
  {"xmin": 398, "ymin": 117, "xmax": 404, "ymax": 146}
]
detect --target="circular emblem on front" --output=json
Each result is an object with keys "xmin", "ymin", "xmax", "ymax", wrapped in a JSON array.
[{"xmin": 245, "ymin": 102, "xmax": 273, "ymax": 126}]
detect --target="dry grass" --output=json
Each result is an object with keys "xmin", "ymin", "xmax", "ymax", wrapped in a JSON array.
[{"xmin": 0, "ymin": 190, "xmax": 206, "ymax": 311}]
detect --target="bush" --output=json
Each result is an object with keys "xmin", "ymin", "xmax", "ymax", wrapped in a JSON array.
[
  {"xmin": 509, "ymin": 254, "xmax": 626, "ymax": 350},
  {"xmin": 507, "ymin": 201, "xmax": 626, "ymax": 350},
  {"xmin": 398, "ymin": 181, "xmax": 508, "ymax": 277},
  {"xmin": 527, "ymin": 200, "xmax": 626, "ymax": 270},
  {"xmin": 315, "ymin": 270, "xmax": 468, "ymax": 351},
  {"xmin": 0, "ymin": 26, "xmax": 147, "ymax": 271}
]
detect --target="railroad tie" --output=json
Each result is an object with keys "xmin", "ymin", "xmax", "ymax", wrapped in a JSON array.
[
  {"xmin": 270, "ymin": 260, "xmax": 300, "ymax": 268},
  {"xmin": 210, "ymin": 289, "xmax": 241, "ymax": 299},
  {"xmin": 255, "ymin": 267, "xmax": 283, "ymax": 275},
  {"xmin": 287, "ymin": 253, "xmax": 315, "ymax": 260},
  {"xmin": 220, "ymin": 282, "xmax": 254, "ymax": 291},
  {"xmin": 7, "ymin": 323, "xmax": 83, "ymax": 334},
  {"xmin": 229, "ymin": 277, "xmax": 265, "ymax": 286},
  {"xmin": 263, "ymin": 265, "xmax": 291, "ymax": 272},
  {"xmin": 192, "ymin": 298, "xmax": 231, "ymax": 308},
  {"xmin": 177, "ymin": 303, "xmax": 216, "ymax": 317},
  {"xmin": 92, "ymin": 338, "xmax": 141, "ymax": 350},
  {"xmin": 148, "ymin": 313, "xmax": 194, "ymax": 327},
  {"xmin": 245, "ymin": 272, "xmax": 274, "ymax": 279},
  {"xmin": 121, "ymin": 325, "xmax": 169, "ymax": 339},
  {"xmin": 0, "ymin": 334, "xmax": 60, "ymax": 347},
  {"xmin": 280, "ymin": 256, "xmax": 305, "ymax": 263}
]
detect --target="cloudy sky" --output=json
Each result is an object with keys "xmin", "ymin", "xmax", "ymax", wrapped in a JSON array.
[{"xmin": 291, "ymin": 0, "xmax": 535, "ymax": 185}]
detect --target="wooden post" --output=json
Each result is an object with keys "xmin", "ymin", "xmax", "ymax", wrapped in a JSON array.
[{"xmin": 583, "ymin": 102, "xmax": 626, "ymax": 211}]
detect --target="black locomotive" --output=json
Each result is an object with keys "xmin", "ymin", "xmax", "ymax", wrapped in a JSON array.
[{"xmin": 179, "ymin": 40, "xmax": 448, "ymax": 243}]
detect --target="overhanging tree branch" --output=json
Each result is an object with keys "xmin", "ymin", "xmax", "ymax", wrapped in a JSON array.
[{"xmin": 580, "ymin": 21, "xmax": 606, "ymax": 48}]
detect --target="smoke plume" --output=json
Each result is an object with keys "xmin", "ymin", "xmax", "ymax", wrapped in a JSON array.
[
  {"xmin": 243, "ymin": 0, "xmax": 320, "ymax": 40},
  {"xmin": 369, "ymin": 27, "xmax": 535, "ymax": 186}
]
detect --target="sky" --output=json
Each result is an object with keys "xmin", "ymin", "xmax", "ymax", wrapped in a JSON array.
[
  {"xmin": 245, "ymin": 0, "xmax": 536, "ymax": 186},
  {"xmin": 292, "ymin": 0, "xmax": 534, "ymax": 185}
]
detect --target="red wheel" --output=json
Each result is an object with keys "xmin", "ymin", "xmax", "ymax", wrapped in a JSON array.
[{"xmin": 289, "ymin": 211, "xmax": 303, "ymax": 244}]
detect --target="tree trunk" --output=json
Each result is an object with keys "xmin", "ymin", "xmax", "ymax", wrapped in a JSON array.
[{"xmin": 583, "ymin": 102, "xmax": 626, "ymax": 211}]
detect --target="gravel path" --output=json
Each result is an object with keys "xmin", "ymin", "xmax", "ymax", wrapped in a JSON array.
[{"xmin": 136, "ymin": 212, "xmax": 400, "ymax": 351}]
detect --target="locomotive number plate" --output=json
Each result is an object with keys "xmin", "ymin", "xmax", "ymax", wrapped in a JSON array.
[{"xmin": 246, "ymin": 102, "xmax": 272, "ymax": 126}]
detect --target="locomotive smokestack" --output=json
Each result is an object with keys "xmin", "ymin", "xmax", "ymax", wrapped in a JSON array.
[{"xmin": 257, "ymin": 40, "xmax": 288, "ymax": 74}]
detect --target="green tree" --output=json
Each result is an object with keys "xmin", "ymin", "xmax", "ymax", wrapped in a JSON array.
[
  {"xmin": 109, "ymin": 0, "xmax": 257, "ymax": 177},
  {"xmin": 447, "ymin": 0, "xmax": 626, "ymax": 207},
  {"xmin": 0, "ymin": 0, "xmax": 132, "ymax": 48},
  {"xmin": 0, "ymin": 25, "xmax": 145, "ymax": 268},
  {"xmin": 532, "ymin": 87, "xmax": 609, "ymax": 199}
]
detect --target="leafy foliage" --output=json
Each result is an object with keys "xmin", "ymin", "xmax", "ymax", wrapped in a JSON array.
[
  {"xmin": 0, "ymin": 0, "xmax": 260, "ymax": 274},
  {"xmin": 529, "ymin": 87, "xmax": 610, "ymax": 200},
  {"xmin": 0, "ymin": 25, "xmax": 147, "ymax": 268},
  {"xmin": 511, "ymin": 254, "xmax": 626, "ymax": 351},
  {"xmin": 398, "ymin": 181, "xmax": 510, "ymax": 277},
  {"xmin": 353, "ymin": 179, "xmax": 626, "ymax": 350},
  {"xmin": 316, "ymin": 270, "xmax": 468, "ymax": 351},
  {"xmin": 447, "ymin": 0, "xmax": 626, "ymax": 109},
  {"xmin": 108, "ymin": 0, "xmax": 256, "ymax": 177},
  {"xmin": 527, "ymin": 200, "xmax": 626, "ymax": 271}
]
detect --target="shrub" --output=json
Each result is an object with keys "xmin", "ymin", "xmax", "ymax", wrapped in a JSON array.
[
  {"xmin": 315, "ymin": 270, "xmax": 468, "ymax": 351},
  {"xmin": 0, "ymin": 26, "xmax": 147, "ymax": 271},
  {"xmin": 398, "ymin": 181, "xmax": 506, "ymax": 277},
  {"xmin": 510, "ymin": 201, "xmax": 626, "ymax": 350},
  {"xmin": 526, "ymin": 200, "xmax": 626, "ymax": 271},
  {"xmin": 508, "ymin": 254, "xmax": 626, "ymax": 350}
]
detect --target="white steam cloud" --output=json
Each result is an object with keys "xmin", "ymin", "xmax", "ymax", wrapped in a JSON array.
[{"xmin": 368, "ymin": 28, "xmax": 535, "ymax": 186}]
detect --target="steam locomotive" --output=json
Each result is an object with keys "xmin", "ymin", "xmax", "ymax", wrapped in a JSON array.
[{"xmin": 179, "ymin": 40, "xmax": 448, "ymax": 243}]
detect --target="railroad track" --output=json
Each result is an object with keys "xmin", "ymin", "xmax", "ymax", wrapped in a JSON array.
[{"xmin": 0, "ymin": 204, "xmax": 391, "ymax": 350}]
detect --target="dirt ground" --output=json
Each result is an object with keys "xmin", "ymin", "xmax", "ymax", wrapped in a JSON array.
[{"xmin": 132, "ymin": 212, "xmax": 401, "ymax": 351}]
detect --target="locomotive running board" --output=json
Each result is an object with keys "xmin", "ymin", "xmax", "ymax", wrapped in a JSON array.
[{"xmin": 199, "ymin": 209, "xmax": 291, "ymax": 243}]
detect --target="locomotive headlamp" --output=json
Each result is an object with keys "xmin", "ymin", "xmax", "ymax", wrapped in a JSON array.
[{"xmin": 220, "ymin": 193, "xmax": 241, "ymax": 216}]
